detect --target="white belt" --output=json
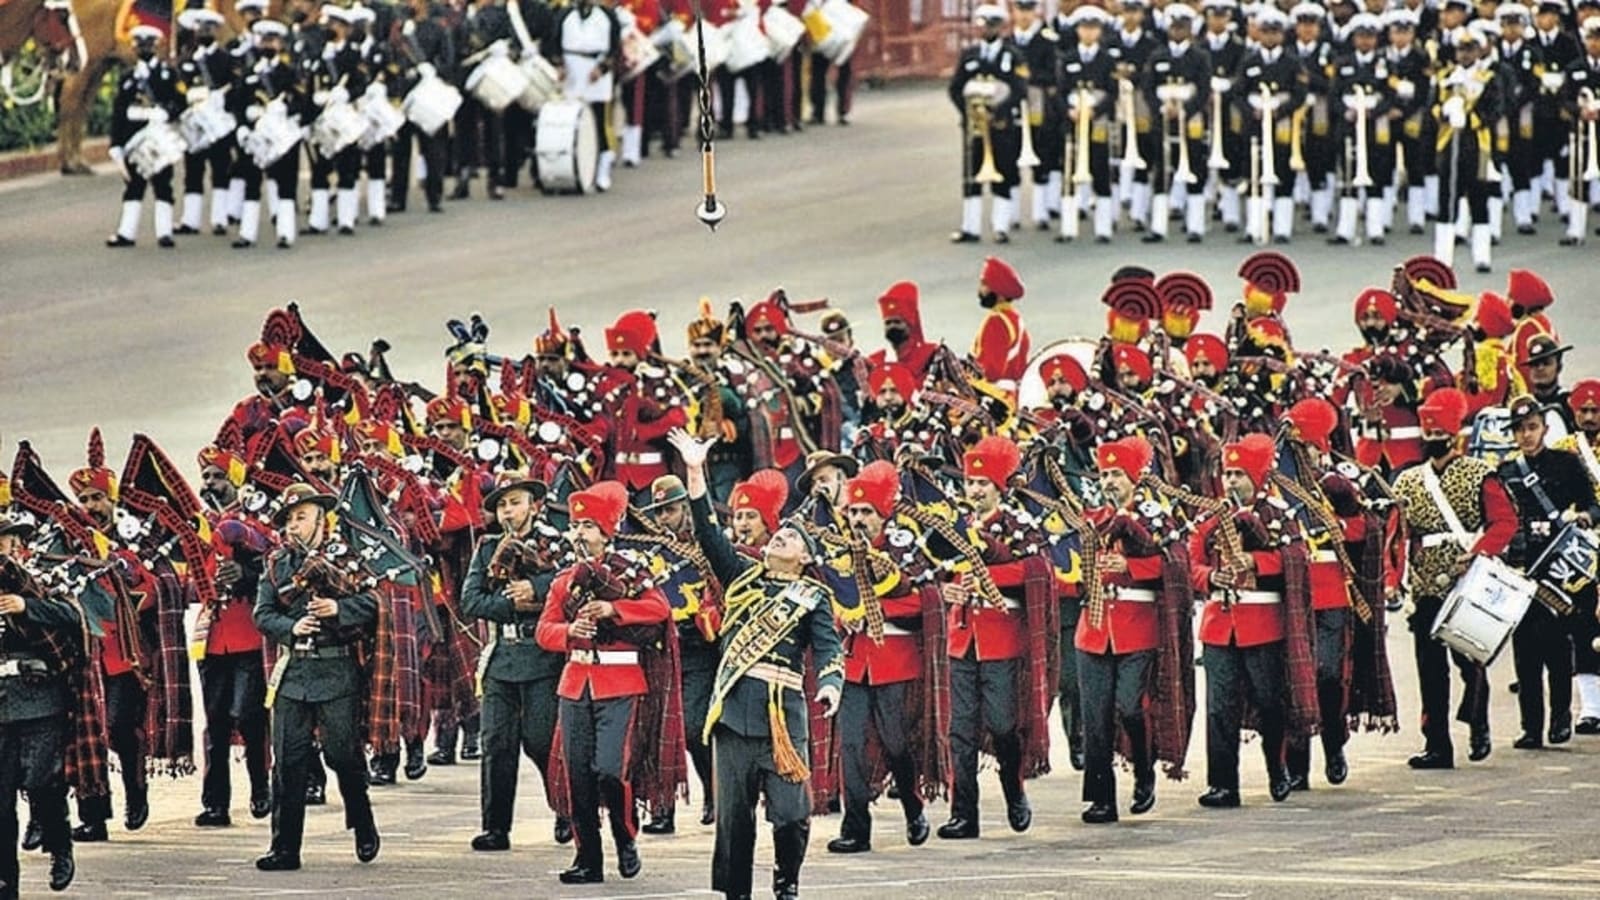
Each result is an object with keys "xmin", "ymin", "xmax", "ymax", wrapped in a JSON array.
[
  {"xmin": 1384, "ymin": 426, "xmax": 1422, "ymax": 439},
  {"xmin": 1000, "ymin": 598, "xmax": 1024, "ymax": 611},
  {"xmin": 1211, "ymin": 589, "xmax": 1282, "ymax": 605},
  {"xmin": 617, "ymin": 452, "xmax": 663, "ymax": 466},
  {"xmin": 0, "ymin": 660, "xmax": 24, "ymax": 678},
  {"xmin": 1113, "ymin": 588, "xmax": 1157, "ymax": 603},
  {"xmin": 568, "ymin": 649, "xmax": 639, "ymax": 666},
  {"xmin": 500, "ymin": 623, "xmax": 535, "ymax": 641},
  {"xmin": 778, "ymin": 427, "xmax": 795, "ymax": 439},
  {"xmin": 747, "ymin": 661, "xmax": 805, "ymax": 691},
  {"xmin": 1310, "ymin": 549, "xmax": 1339, "ymax": 564},
  {"xmin": 1421, "ymin": 532, "xmax": 1480, "ymax": 549},
  {"xmin": 880, "ymin": 622, "xmax": 915, "ymax": 637}
]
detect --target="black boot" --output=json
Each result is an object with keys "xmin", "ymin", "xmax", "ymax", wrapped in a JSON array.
[
  {"xmin": 1126, "ymin": 719, "xmax": 1156, "ymax": 815},
  {"xmin": 772, "ymin": 822, "xmax": 808, "ymax": 900},
  {"xmin": 404, "ymin": 739, "xmax": 428, "ymax": 780},
  {"xmin": 125, "ymin": 789, "xmax": 149, "ymax": 830},
  {"xmin": 369, "ymin": 753, "xmax": 399, "ymax": 786},
  {"xmin": 21, "ymin": 819, "xmax": 43, "ymax": 851},
  {"xmin": 1284, "ymin": 742, "xmax": 1311, "ymax": 792},
  {"xmin": 50, "ymin": 847, "xmax": 76, "ymax": 891},
  {"xmin": 72, "ymin": 821, "xmax": 108, "ymax": 842},
  {"xmin": 642, "ymin": 809, "xmax": 675, "ymax": 835},
  {"xmin": 461, "ymin": 723, "xmax": 482, "ymax": 761}
]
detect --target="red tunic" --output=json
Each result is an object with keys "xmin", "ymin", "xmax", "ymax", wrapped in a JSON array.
[
  {"xmin": 536, "ymin": 567, "xmax": 672, "ymax": 700},
  {"xmin": 971, "ymin": 303, "xmax": 1031, "ymax": 384},
  {"xmin": 1189, "ymin": 515, "xmax": 1287, "ymax": 648}
]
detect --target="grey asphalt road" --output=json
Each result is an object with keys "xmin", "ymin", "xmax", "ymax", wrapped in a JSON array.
[{"xmin": 3, "ymin": 81, "xmax": 1600, "ymax": 899}]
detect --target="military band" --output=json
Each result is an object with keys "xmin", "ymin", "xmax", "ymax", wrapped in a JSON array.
[{"xmin": 7, "ymin": 248, "xmax": 1600, "ymax": 898}]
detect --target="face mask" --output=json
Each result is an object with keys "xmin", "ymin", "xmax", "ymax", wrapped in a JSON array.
[
  {"xmin": 1051, "ymin": 394, "xmax": 1076, "ymax": 413},
  {"xmin": 885, "ymin": 324, "xmax": 910, "ymax": 345},
  {"xmin": 1360, "ymin": 326, "xmax": 1388, "ymax": 344},
  {"xmin": 979, "ymin": 292, "xmax": 1000, "ymax": 310},
  {"xmin": 1422, "ymin": 437, "xmax": 1453, "ymax": 459}
]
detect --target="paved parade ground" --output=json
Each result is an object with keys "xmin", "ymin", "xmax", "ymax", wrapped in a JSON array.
[{"xmin": 4, "ymin": 82, "xmax": 1600, "ymax": 898}]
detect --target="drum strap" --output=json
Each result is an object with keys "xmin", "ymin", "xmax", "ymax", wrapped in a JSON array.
[
  {"xmin": 507, "ymin": 0, "xmax": 536, "ymax": 56},
  {"xmin": 1513, "ymin": 455, "xmax": 1561, "ymax": 522},
  {"xmin": 1420, "ymin": 461, "xmax": 1473, "ymax": 546},
  {"xmin": 1577, "ymin": 436, "xmax": 1600, "ymax": 490}
]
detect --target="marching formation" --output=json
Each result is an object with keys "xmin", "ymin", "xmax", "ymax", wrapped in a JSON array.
[
  {"xmin": 4, "ymin": 249, "xmax": 1598, "ymax": 899},
  {"xmin": 103, "ymin": 0, "xmax": 869, "ymax": 249},
  {"xmin": 950, "ymin": 0, "xmax": 1600, "ymax": 269}
]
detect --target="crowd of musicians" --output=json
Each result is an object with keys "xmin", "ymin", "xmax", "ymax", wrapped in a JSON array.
[
  {"xmin": 4, "ymin": 249, "xmax": 1598, "ymax": 898},
  {"xmin": 102, "ymin": 0, "xmax": 865, "ymax": 249},
  {"xmin": 949, "ymin": 0, "xmax": 1600, "ymax": 269}
]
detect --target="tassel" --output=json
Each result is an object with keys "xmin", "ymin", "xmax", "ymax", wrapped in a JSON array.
[{"xmin": 768, "ymin": 683, "xmax": 810, "ymax": 783}]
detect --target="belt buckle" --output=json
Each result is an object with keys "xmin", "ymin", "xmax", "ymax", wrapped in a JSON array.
[
  {"xmin": 292, "ymin": 637, "xmax": 315, "ymax": 653},
  {"xmin": 0, "ymin": 660, "xmax": 20, "ymax": 677}
]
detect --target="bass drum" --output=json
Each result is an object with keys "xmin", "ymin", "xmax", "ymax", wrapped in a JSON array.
[
  {"xmin": 1017, "ymin": 338, "xmax": 1101, "ymax": 411},
  {"xmin": 535, "ymin": 99, "xmax": 598, "ymax": 194}
]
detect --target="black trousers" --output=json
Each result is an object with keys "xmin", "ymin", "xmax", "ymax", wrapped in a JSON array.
[
  {"xmin": 504, "ymin": 105, "xmax": 533, "ymax": 185},
  {"xmin": 1572, "ymin": 590, "xmax": 1600, "ymax": 675},
  {"xmin": 682, "ymin": 642, "xmax": 716, "ymax": 807},
  {"xmin": 364, "ymin": 143, "xmax": 387, "ymax": 180},
  {"xmin": 837, "ymin": 679, "xmax": 922, "ymax": 840},
  {"xmin": 558, "ymin": 691, "xmax": 636, "ymax": 868},
  {"xmin": 479, "ymin": 675, "xmax": 558, "ymax": 833},
  {"xmin": 960, "ymin": 127, "xmax": 1022, "ymax": 199},
  {"xmin": 1057, "ymin": 600, "xmax": 1083, "ymax": 756},
  {"xmin": 182, "ymin": 139, "xmax": 232, "ymax": 193},
  {"xmin": 199, "ymin": 651, "xmax": 269, "ymax": 813},
  {"xmin": 1410, "ymin": 594, "xmax": 1491, "ymax": 757},
  {"xmin": 1436, "ymin": 136, "xmax": 1491, "ymax": 223},
  {"xmin": 453, "ymin": 96, "xmax": 504, "ymax": 182},
  {"xmin": 269, "ymin": 690, "xmax": 373, "ymax": 858},
  {"xmin": 1077, "ymin": 648, "xmax": 1152, "ymax": 805},
  {"xmin": 391, "ymin": 122, "xmax": 449, "ymax": 208},
  {"xmin": 120, "ymin": 166, "xmax": 175, "ymax": 203},
  {"xmin": 1513, "ymin": 604, "xmax": 1573, "ymax": 737},
  {"xmin": 2, "ymin": 716, "xmax": 69, "ymax": 897},
  {"xmin": 948, "ymin": 654, "xmax": 1022, "ymax": 821},
  {"xmin": 78, "ymin": 671, "xmax": 146, "ymax": 825},
  {"xmin": 310, "ymin": 145, "xmax": 361, "ymax": 191},
  {"xmin": 808, "ymin": 52, "xmax": 852, "ymax": 120},
  {"xmin": 1289, "ymin": 608, "xmax": 1350, "ymax": 777},
  {"xmin": 711, "ymin": 725, "xmax": 810, "ymax": 899},
  {"xmin": 1202, "ymin": 641, "xmax": 1285, "ymax": 791}
]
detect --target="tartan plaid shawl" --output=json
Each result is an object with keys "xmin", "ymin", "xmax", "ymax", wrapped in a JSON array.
[
  {"xmin": 631, "ymin": 622, "xmax": 689, "ymax": 813},
  {"xmin": 804, "ymin": 652, "xmax": 835, "ymax": 815},
  {"xmin": 145, "ymin": 563, "xmax": 194, "ymax": 776},
  {"xmin": 1151, "ymin": 544, "xmax": 1198, "ymax": 779},
  {"xmin": 915, "ymin": 582, "xmax": 952, "ymax": 800},
  {"xmin": 1347, "ymin": 507, "xmax": 1399, "ymax": 733},
  {"xmin": 362, "ymin": 579, "xmax": 405, "ymax": 755},
  {"xmin": 12, "ymin": 598, "xmax": 111, "ymax": 799},
  {"xmin": 1278, "ymin": 539, "xmax": 1321, "ymax": 739},
  {"xmin": 1015, "ymin": 555, "xmax": 1059, "ymax": 780}
]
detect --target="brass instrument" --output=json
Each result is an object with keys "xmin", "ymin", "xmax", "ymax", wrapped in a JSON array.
[
  {"xmin": 1158, "ymin": 80, "xmax": 1199, "ymax": 188},
  {"xmin": 1257, "ymin": 83, "xmax": 1281, "ymax": 187},
  {"xmin": 1117, "ymin": 77, "xmax": 1146, "ymax": 171},
  {"xmin": 964, "ymin": 75, "xmax": 1005, "ymax": 186},
  {"xmin": 1061, "ymin": 85, "xmax": 1094, "ymax": 242},
  {"xmin": 1207, "ymin": 86, "xmax": 1228, "ymax": 170},
  {"xmin": 1349, "ymin": 84, "xmax": 1375, "ymax": 189},
  {"xmin": 1582, "ymin": 88, "xmax": 1600, "ymax": 182},
  {"xmin": 1017, "ymin": 96, "xmax": 1041, "ymax": 169},
  {"xmin": 1289, "ymin": 103, "xmax": 1307, "ymax": 172}
]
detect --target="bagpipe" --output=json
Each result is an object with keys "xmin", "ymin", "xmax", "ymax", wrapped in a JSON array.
[{"xmin": 561, "ymin": 550, "xmax": 663, "ymax": 648}]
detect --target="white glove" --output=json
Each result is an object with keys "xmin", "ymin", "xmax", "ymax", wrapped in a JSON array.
[
  {"xmin": 188, "ymin": 85, "xmax": 210, "ymax": 106},
  {"xmin": 814, "ymin": 683, "xmax": 841, "ymax": 719},
  {"xmin": 109, "ymin": 146, "xmax": 130, "ymax": 181},
  {"xmin": 301, "ymin": 126, "xmax": 312, "ymax": 140},
  {"xmin": 313, "ymin": 90, "xmax": 329, "ymax": 105},
  {"xmin": 246, "ymin": 104, "xmax": 263, "ymax": 122},
  {"xmin": 1442, "ymin": 94, "xmax": 1464, "ymax": 118},
  {"xmin": 1396, "ymin": 80, "xmax": 1415, "ymax": 100},
  {"xmin": 1210, "ymin": 76, "xmax": 1231, "ymax": 93},
  {"xmin": 329, "ymin": 86, "xmax": 350, "ymax": 106},
  {"xmin": 148, "ymin": 107, "xmax": 169, "ymax": 124},
  {"xmin": 417, "ymin": 61, "xmax": 436, "ymax": 80},
  {"xmin": 236, "ymin": 125, "xmax": 252, "ymax": 143},
  {"xmin": 1448, "ymin": 107, "xmax": 1466, "ymax": 129},
  {"xmin": 667, "ymin": 427, "xmax": 715, "ymax": 468},
  {"xmin": 1542, "ymin": 71, "xmax": 1565, "ymax": 91},
  {"xmin": 133, "ymin": 61, "xmax": 150, "ymax": 79},
  {"xmin": 489, "ymin": 38, "xmax": 510, "ymax": 58},
  {"xmin": 365, "ymin": 81, "xmax": 387, "ymax": 101}
]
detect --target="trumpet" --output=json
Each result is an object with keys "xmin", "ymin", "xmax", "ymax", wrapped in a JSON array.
[
  {"xmin": 1017, "ymin": 94, "xmax": 1041, "ymax": 169},
  {"xmin": 1348, "ymin": 84, "xmax": 1376, "ymax": 190},
  {"xmin": 1582, "ymin": 88, "xmax": 1600, "ymax": 183},
  {"xmin": 1117, "ymin": 77, "xmax": 1145, "ymax": 170},
  {"xmin": 1061, "ymin": 86, "xmax": 1094, "ymax": 242},
  {"xmin": 1257, "ymin": 83, "xmax": 1280, "ymax": 187},
  {"xmin": 1158, "ymin": 81, "xmax": 1199, "ymax": 188},
  {"xmin": 1207, "ymin": 87, "xmax": 1228, "ymax": 170},
  {"xmin": 1289, "ymin": 102, "xmax": 1307, "ymax": 172},
  {"xmin": 964, "ymin": 77, "xmax": 1004, "ymax": 186}
]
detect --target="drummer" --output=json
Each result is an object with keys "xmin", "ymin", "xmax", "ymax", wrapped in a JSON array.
[
  {"xmin": 106, "ymin": 25, "xmax": 185, "ymax": 249},
  {"xmin": 551, "ymin": 0, "xmax": 623, "ymax": 191},
  {"xmin": 1497, "ymin": 395, "xmax": 1600, "ymax": 751},
  {"xmin": 1391, "ymin": 388, "xmax": 1520, "ymax": 771}
]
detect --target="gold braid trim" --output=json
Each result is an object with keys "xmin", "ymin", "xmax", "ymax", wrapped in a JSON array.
[{"xmin": 768, "ymin": 681, "xmax": 811, "ymax": 783}]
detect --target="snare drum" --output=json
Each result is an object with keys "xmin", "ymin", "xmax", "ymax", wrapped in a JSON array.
[
  {"xmin": 310, "ymin": 101, "xmax": 366, "ymax": 157},
  {"xmin": 1466, "ymin": 407, "xmax": 1515, "ymax": 466},
  {"xmin": 811, "ymin": 0, "xmax": 869, "ymax": 64},
  {"xmin": 124, "ymin": 121, "xmax": 187, "ymax": 178},
  {"xmin": 245, "ymin": 102, "xmax": 302, "ymax": 168},
  {"xmin": 653, "ymin": 19, "xmax": 696, "ymax": 83},
  {"xmin": 359, "ymin": 93, "xmax": 406, "ymax": 149},
  {"xmin": 691, "ymin": 19, "xmax": 730, "ymax": 74},
  {"xmin": 724, "ymin": 14, "xmax": 769, "ymax": 73},
  {"xmin": 466, "ymin": 53, "xmax": 531, "ymax": 113},
  {"xmin": 1527, "ymin": 522, "xmax": 1600, "ymax": 613},
  {"xmin": 534, "ymin": 98, "xmax": 598, "ymax": 194},
  {"xmin": 620, "ymin": 26, "xmax": 662, "ymax": 81},
  {"xmin": 403, "ymin": 74, "xmax": 463, "ymax": 136},
  {"xmin": 1430, "ymin": 555, "xmax": 1535, "ymax": 666},
  {"xmin": 762, "ymin": 5, "xmax": 806, "ymax": 62},
  {"xmin": 178, "ymin": 98, "xmax": 238, "ymax": 152},
  {"xmin": 518, "ymin": 54, "xmax": 562, "ymax": 112}
]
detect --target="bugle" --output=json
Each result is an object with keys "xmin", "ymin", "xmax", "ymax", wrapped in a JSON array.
[
  {"xmin": 1350, "ymin": 84, "xmax": 1375, "ymax": 189},
  {"xmin": 1018, "ymin": 96, "xmax": 1041, "ymax": 168},
  {"xmin": 1117, "ymin": 77, "xmax": 1145, "ymax": 170},
  {"xmin": 1257, "ymin": 83, "xmax": 1280, "ymax": 187},
  {"xmin": 1207, "ymin": 88, "xmax": 1228, "ymax": 170}
]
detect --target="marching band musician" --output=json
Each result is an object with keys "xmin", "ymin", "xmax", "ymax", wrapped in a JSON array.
[
  {"xmin": 1190, "ymin": 433, "xmax": 1308, "ymax": 808},
  {"xmin": 1431, "ymin": 28, "xmax": 1504, "ymax": 272},
  {"xmin": 1392, "ymin": 388, "xmax": 1518, "ymax": 770},
  {"xmin": 1384, "ymin": 9, "xmax": 1435, "ymax": 236},
  {"xmin": 461, "ymin": 470, "xmax": 566, "ymax": 852},
  {"xmin": 732, "ymin": 298, "xmax": 844, "ymax": 482},
  {"xmin": 551, "ymin": 0, "xmax": 623, "ymax": 191},
  {"xmin": 534, "ymin": 481, "xmax": 671, "ymax": 884},
  {"xmin": 106, "ymin": 25, "xmax": 184, "ymax": 249},
  {"xmin": 349, "ymin": 3, "xmax": 393, "ymax": 225},
  {"xmin": 825, "ymin": 461, "xmax": 938, "ymax": 854},
  {"xmin": 1496, "ymin": 4, "xmax": 1549, "ymax": 235},
  {"xmin": 937, "ymin": 435, "xmax": 1052, "ymax": 840},
  {"xmin": 1560, "ymin": 17, "xmax": 1600, "ymax": 244},
  {"xmin": 1141, "ymin": 4, "xmax": 1212, "ymax": 243},
  {"xmin": 389, "ymin": 0, "xmax": 456, "ymax": 214},
  {"xmin": 1077, "ymin": 437, "xmax": 1190, "ymax": 823},
  {"xmin": 1290, "ymin": 3, "xmax": 1339, "ymax": 236},
  {"xmin": 685, "ymin": 305, "xmax": 753, "ymax": 505},
  {"xmin": 1202, "ymin": 0, "xmax": 1248, "ymax": 234},
  {"xmin": 229, "ymin": 20, "xmax": 309, "ymax": 249},
  {"xmin": 192, "ymin": 447, "xmax": 274, "ymax": 829},
  {"xmin": 668, "ymin": 428, "xmax": 844, "ymax": 900},
  {"xmin": 305, "ymin": 6, "xmax": 368, "ymax": 235},
  {"xmin": 1497, "ymin": 395, "xmax": 1600, "ymax": 749},
  {"xmin": 1012, "ymin": 0, "xmax": 1063, "ymax": 232},
  {"xmin": 970, "ymin": 256, "xmax": 1031, "ymax": 389},
  {"xmin": 949, "ymin": 4, "xmax": 1027, "ymax": 244},
  {"xmin": 175, "ymin": 7, "xmax": 235, "ymax": 239},
  {"xmin": 1230, "ymin": 9, "xmax": 1307, "ymax": 244},
  {"xmin": 1535, "ymin": 0, "xmax": 1581, "ymax": 224},
  {"xmin": 808, "ymin": 0, "xmax": 855, "ymax": 126},
  {"xmin": 1554, "ymin": 380, "xmax": 1600, "ymax": 733},
  {"xmin": 1114, "ymin": 0, "xmax": 1160, "ymax": 231},
  {"xmin": 452, "ymin": 0, "xmax": 515, "ymax": 201},
  {"xmin": 601, "ymin": 311, "xmax": 690, "ymax": 497},
  {"xmin": 1057, "ymin": 2, "xmax": 1121, "ymax": 243},
  {"xmin": 1329, "ymin": 13, "xmax": 1399, "ymax": 246},
  {"xmin": 252, "ymin": 483, "xmax": 381, "ymax": 872}
]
